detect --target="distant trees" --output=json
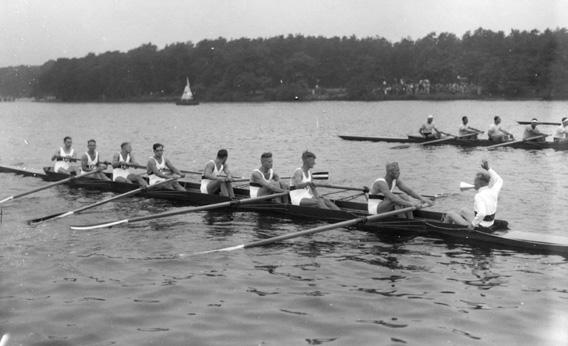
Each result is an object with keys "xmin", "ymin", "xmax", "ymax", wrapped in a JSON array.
[{"xmin": 1, "ymin": 28, "xmax": 567, "ymax": 101}]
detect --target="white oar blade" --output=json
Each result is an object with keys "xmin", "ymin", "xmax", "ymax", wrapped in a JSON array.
[
  {"xmin": 0, "ymin": 196, "xmax": 14, "ymax": 204},
  {"xmin": 70, "ymin": 219, "xmax": 128, "ymax": 230},
  {"xmin": 459, "ymin": 181, "xmax": 475, "ymax": 191},
  {"xmin": 183, "ymin": 244, "xmax": 245, "ymax": 256}
]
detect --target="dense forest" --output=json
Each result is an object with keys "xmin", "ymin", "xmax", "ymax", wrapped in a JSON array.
[{"xmin": 1, "ymin": 28, "xmax": 567, "ymax": 102}]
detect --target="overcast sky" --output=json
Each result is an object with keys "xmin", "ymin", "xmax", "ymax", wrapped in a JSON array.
[{"xmin": 1, "ymin": 0, "xmax": 566, "ymax": 67}]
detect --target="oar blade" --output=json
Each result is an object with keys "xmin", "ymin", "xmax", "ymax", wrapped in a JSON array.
[
  {"xmin": 390, "ymin": 144, "xmax": 411, "ymax": 149},
  {"xmin": 70, "ymin": 219, "xmax": 129, "ymax": 230},
  {"xmin": 459, "ymin": 181, "xmax": 475, "ymax": 191},
  {"xmin": 311, "ymin": 171, "xmax": 329, "ymax": 180},
  {"xmin": 28, "ymin": 211, "xmax": 66, "ymax": 225}
]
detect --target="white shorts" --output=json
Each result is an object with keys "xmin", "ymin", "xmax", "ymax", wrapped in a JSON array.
[
  {"xmin": 200, "ymin": 179, "xmax": 213, "ymax": 193},
  {"xmin": 149, "ymin": 174, "xmax": 166, "ymax": 186},
  {"xmin": 112, "ymin": 168, "xmax": 130, "ymax": 181},
  {"xmin": 367, "ymin": 198, "xmax": 380, "ymax": 215},
  {"xmin": 289, "ymin": 188, "xmax": 313, "ymax": 206}
]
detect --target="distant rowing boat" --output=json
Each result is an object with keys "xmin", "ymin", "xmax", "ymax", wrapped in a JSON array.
[
  {"xmin": 2, "ymin": 164, "xmax": 568, "ymax": 256},
  {"xmin": 338, "ymin": 135, "xmax": 568, "ymax": 150}
]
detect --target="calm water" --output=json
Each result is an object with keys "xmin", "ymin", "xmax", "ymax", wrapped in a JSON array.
[{"xmin": 0, "ymin": 100, "xmax": 567, "ymax": 345}]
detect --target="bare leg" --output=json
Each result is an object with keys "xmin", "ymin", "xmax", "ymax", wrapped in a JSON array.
[
  {"xmin": 127, "ymin": 173, "xmax": 148, "ymax": 187},
  {"xmin": 299, "ymin": 198, "xmax": 323, "ymax": 208},
  {"xmin": 443, "ymin": 208, "xmax": 472, "ymax": 226},
  {"xmin": 219, "ymin": 181, "xmax": 235, "ymax": 198},
  {"xmin": 321, "ymin": 197, "xmax": 341, "ymax": 210}
]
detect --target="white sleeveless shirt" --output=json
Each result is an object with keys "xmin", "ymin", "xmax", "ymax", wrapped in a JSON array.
[
  {"xmin": 112, "ymin": 152, "xmax": 131, "ymax": 181},
  {"xmin": 201, "ymin": 160, "xmax": 224, "ymax": 193},
  {"xmin": 289, "ymin": 168, "xmax": 313, "ymax": 206},
  {"xmin": 249, "ymin": 168, "xmax": 274, "ymax": 198},
  {"xmin": 80, "ymin": 151, "xmax": 99, "ymax": 175},
  {"xmin": 148, "ymin": 156, "xmax": 167, "ymax": 185},
  {"xmin": 53, "ymin": 147, "xmax": 74, "ymax": 173},
  {"xmin": 368, "ymin": 178, "xmax": 396, "ymax": 214}
]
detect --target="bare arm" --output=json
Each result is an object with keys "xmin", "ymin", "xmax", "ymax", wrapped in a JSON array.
[
  {"xmin": 165, "ymin": 159, "xmax": 184, "ymax": 177},
  {"xmin": 374, "ymin": 180, "xmax": 415, "ymax": 207},
  {"xmin": 251, "ymin": 171, "xmax": 284, "ymax": 192},
  {"xmin": 147, "ymin": 159, "xmax": 169, "ymax": 179},
  {"xmin": 111, "ymin": 153, "xmax": 121, "ymax": 168},
  {"xmin": 397, "ymin": 179, "xmax": 433, "ymax": 206}
]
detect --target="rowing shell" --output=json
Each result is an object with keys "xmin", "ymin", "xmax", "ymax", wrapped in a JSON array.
[
  {"xmin": 2, "ymin": 164, "xmax": 568, "ymax": 257},
  {"xmin": 338, "ymin": 135, "xmax": 568, "ymax": 150}
]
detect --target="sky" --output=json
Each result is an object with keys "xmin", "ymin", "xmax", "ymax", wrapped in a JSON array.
[{"xmin": 0, "ymin": 0, "xmax": 567, "ymax": 67}]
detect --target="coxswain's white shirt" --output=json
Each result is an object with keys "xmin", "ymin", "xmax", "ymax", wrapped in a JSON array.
[{"xmin": 473, "ymin": 168, "xmax": 503, "ymax": 227}]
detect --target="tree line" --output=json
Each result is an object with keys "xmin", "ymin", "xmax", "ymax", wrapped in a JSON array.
[{"xmin": 1, "ymin": 28, "xmax": 567, "ymax": 101}]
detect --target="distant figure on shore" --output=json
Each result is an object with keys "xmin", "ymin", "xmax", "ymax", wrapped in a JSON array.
[
  {"xmin": 419, "ymin": 115, "xmax": 441, "ymax": 139},
  {"xmin": 459, "ymin": 116, "xmax": 484, "ymax": 140},
  {"xmin": 553, "ymin": 117, "xmax": 568, "ymax": 142},
  {"xmin": 51, "ymin": 136, "xmax": 78, "ymax": 174},
  {"xmin": 522, "ymin": 118, "xmax": 548, "ymax": 142},
  {"xmin": 488, "ymin": 116, "xmax": 514, "ymax": 142}
]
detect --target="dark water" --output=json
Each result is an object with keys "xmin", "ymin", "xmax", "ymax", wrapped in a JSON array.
[{"xmin": 0, "ymin": 101, "xmax": 567, "ymax": 345}]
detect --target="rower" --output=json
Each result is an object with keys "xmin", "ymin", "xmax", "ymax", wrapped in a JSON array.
[
  {"xmin": 459, "ymin": 116, "xmax": 483, "ymax": 140},
  {"xmin": 553, "ymin": 117, "xmax": 568, "ymax": 142},
  {"xmin": 51, "ymin": 136, "xmax": 78, "ymax": 174},
  {"xmin": 201, "ymin": 149, "xmax": 235, "ymax": 198},
  {"xmin": 111, "ymin": 142, "xmax": 148, "ymax": 187},
  {"xmin": 419, "ymin": 115, "xmax": 441, "ymax": 139},
  {"xmin": 249, "ymin": 152, "xmax": 289, "ymax": 203},
  {"xmin": 488, "ymin": 116, "xmax": 514, "ymax": 142},
  {"xmin": 146, "ymin": 143, "xmax": 185, "ymax": 191},
  {"xmin": 80, "ymin": 139, "xmax": 110, "ymax": 180},
  {"xmin": 367, "ymin": 162, "xmax": 433, "ymax": 218},
  {"xmin": 289, "ymin": 151, "xmax": 340, "ymax": 210},
  {"xmin": 523, "ymin": 118, "xmax": 548, "ymax": 142},
  {"xmin": 443, "ymin": 160, "xmax": 502, "ymax": 230}
]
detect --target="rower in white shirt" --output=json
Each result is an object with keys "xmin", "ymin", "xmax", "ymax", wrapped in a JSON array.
[
  {"xmin": 443, "ymin": 160, "xmax": 503, "ymax": 230},
  {"xmin": 249, "ymin": 152, "xmax": 288, "ymax": 203},
  {"xmin": 552, "ymin": 117, "xmax": 568, "ymax": 142}
]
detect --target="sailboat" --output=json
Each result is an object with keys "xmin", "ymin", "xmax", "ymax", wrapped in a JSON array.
[{"xmin": 176, "ymin": 77, "xmax": 199, "ymax": 105}]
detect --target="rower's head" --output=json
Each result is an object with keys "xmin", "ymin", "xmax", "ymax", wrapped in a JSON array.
[
  {"xmin": 462, "ymin": 116, "xmax": 468, "ymax": 125},
  {"xmin": 474, "ymin": 171, "xmax": 491, "ymax": 190},
  {"xmin": 217, "ymin": 149, "xmax": 228, "ymax": 164},
  {"xmin": 153, "ymin": 143, "xmax": 164, "ymax": 158},
  {"xmin": 121, "ymin": 142, "xmax": 132, "ymax": 153},
  {"xmin": 427, "ymin": 115, "xmax": 434, "ymax": 124},
  {"xmin": 302, "ymin": 151, "xmax": 316, "ymax": 168},
  {"xmin": 531, "ymin": 118, "xmax": 538, "ymax": 129},
  {"xmin": 63, "ymin": 136, "xmax": 72, "ymax": 148},
  {"xmin": 87, "ymin": 139, "xmax": 96, "ymax": 152},
  {"xmin": 385, "ymin": 161, "xmax": 400, "ymax": 179},
  {"xmin": 260, "ymin": 152, "xmax": 273, "ymax": 169},
  {"xmin": 494, "ymin": 116, "xmax": 501, "ymax": 125}
]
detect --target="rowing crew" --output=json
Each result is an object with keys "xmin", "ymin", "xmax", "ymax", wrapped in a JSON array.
[{"xmin": 419, "ymin": 114, "xmax": 568, "ymax": 142}]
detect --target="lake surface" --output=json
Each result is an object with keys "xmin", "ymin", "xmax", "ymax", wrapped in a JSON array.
[{"xmin": 0, "ymin": 100, "xmax": 567, "ymax": 345}]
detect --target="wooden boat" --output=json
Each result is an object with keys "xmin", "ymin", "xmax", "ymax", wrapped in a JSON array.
[
  {"xmin": 175, "ymin": 77, "xmax": 199, "ymax": 105},
  {"xmin": 2, "ymin": 164, "xmax": 568, "ymax": 256},
  {"xmin": 339, "ymin": 135, "xmax": 568, "ymax": 150}
]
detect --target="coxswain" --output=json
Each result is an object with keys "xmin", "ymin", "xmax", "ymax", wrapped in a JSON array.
[
  {"xmin": 201, "ymin": 149, "xmax": 235, "ymax": 198},
  {"xmin": 419, "ymin": 115, "xmax": 441, "ymax": 139},
  {"xmin": 523, "ymin": 118, "xmax": 548, "ymax": 142},
  {"xmin": 488, "ymin": 116, "xmax": 514, "ymax": 142},
  {"xmin": 443, "ymin": 160, "xmax": 502, "ymax": 230},
  {"xmin": 51, "ymin": 136, "xmax": 78, "ymax": 174},
  {"xmin": 111, "ymin": 142, "xmax": 148, "ymax": 187},
  {"xmin": 249, "ymin": 152, "xmax": 289, "ymax": 203},
  {"xmin": 289, "ymin": 151, "xmax": 340, "ymax": 210},
  {"xmin": 552, "ymin": 117, "xmax": 568, "ymax": 142},
  {"xmin": 146, "ymin": 143, "xmax": 185, "ymax": 191},
  {"xmin": 459, "ymin": 116, "xmax": 483, "ymax": 140},
  {"xmin": 80, "ymin": 139, "xmax": 110, "ymax": 180},
  {"xmin": 367, "ymin": 162, "xmax": 433, "ymax": 218}
]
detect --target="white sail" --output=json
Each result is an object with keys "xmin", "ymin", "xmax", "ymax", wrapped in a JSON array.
[{"xmin": 181, "ymin": 77, "xmax": 194, "ymax": 100}]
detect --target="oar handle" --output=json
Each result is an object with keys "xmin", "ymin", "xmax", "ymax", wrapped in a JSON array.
[
  {"xmin": 315, "ymin": 184, "xmax": 369, "ymax": 192},
  {"xmin": 486, "ymin": 134, "xmax": 547, "ymax": 150}
]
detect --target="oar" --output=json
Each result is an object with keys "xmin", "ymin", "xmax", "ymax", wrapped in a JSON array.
[
  {"xmin": 70, "ymin": 191, "xmax": 290, "ymax": 230},
  {"xmin": 459, "ymin": 181, "xmax": 475, "ymax": 191},
  {"xmin": 191, "ymin": 206, "xmax": 419, "ymax": 255},
  {"xmin": 315, "ymin": 183, "xmax": 444, "ymax": 199},
  {"xmin": 486, "ymin": 135, "xmax": 547, "ymax": 150},
  {"xmin": 390, "ymin": 134, "xmax": 468, "ymax": 149},
  {"xmin": 28, "ymin": 178, "xmax": 178, "ymax": 224},
  {"xmin": 0, "ymin": 169, "xmax": 100, "ymax": 204},
  {"xmin": 125, "ymin": 163, "xmax": 202, "ymax": 175},
  {"xmin": 516, "ymin": 121, "xmax": 560, "ymax": 126}
]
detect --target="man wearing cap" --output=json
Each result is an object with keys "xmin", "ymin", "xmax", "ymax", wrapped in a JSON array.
[
  {"xmin": 488, "ymin": 116, "xmax": 514, "ymax": 142},
  {"xmin": 367, "ymin": 162, "xmax": 433, "ymax": 218},
  {"xmin": 419, "ymin": 115, "xmax": 441, "ymax": 139},
  {"xmin": 289, "ymin": 151, "xmax": 340, "ymax": 210},
  {"xmin": 523, "ymin": 118, "xmax": 547, "ymax": 142},
  {"xmin": 553, "ymin": 117, "xmax": 568, "ymax": 142},
  {"xmin": 442, "ymin": 160, "xmax": 502, "ymax": 230}
]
